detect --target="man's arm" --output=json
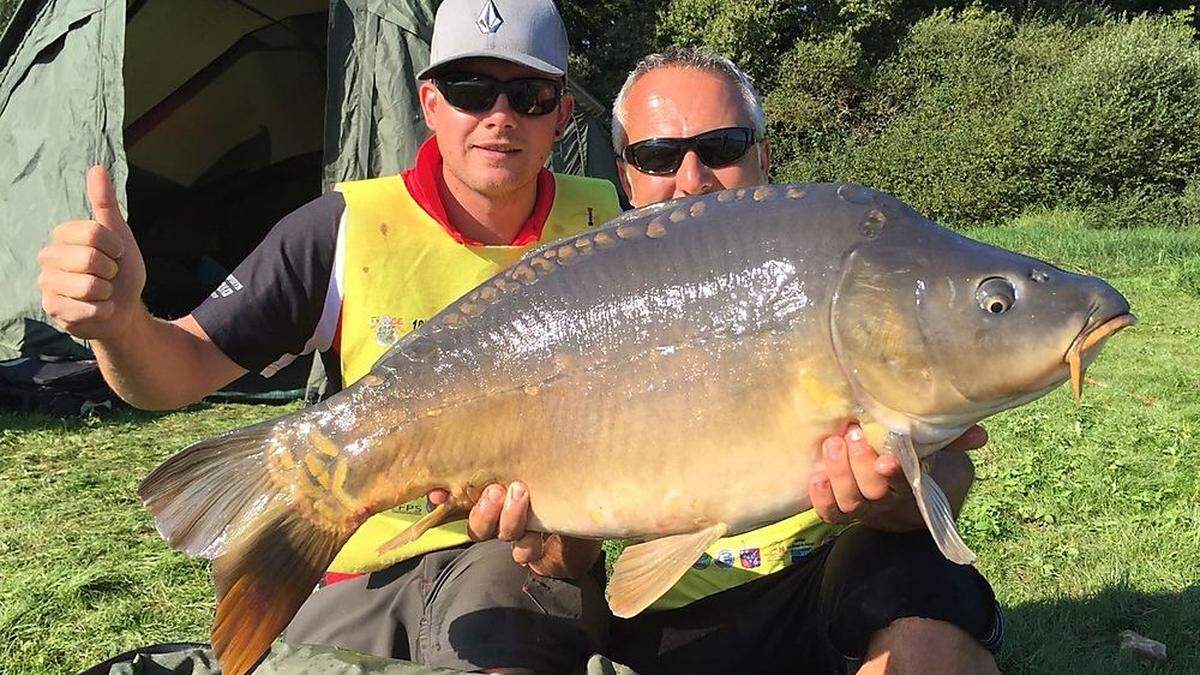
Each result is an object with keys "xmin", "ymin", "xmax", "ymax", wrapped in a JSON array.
[
  {"xmin": 90, "ymin": 312, "xmax": 246, "ymax": 410},
  {"xmin": 38, "ymin": 166, "xmax": 246, "ymax": 409}
]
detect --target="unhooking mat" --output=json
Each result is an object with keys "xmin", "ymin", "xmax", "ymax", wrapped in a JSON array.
[{"xmin": 80, "ymin": 641, "xmax": 639, "ymax": 675}]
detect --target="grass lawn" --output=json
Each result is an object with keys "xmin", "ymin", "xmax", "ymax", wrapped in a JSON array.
[{"xmin": 1, "ymin": 217, "xmax": 1197, "ymax": 674}]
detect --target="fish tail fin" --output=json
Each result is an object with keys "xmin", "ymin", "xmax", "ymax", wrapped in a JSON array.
[
  {"xmin": 139, "ymin": 420, "xmax": 292, "ymax": 557},
  {"xmin": 889, "ymin": 431, "xmax": 977, "ymax": 565},
  {"xmin": 138, "ymin": 420, "xmax": 354, "ymax": 675}
]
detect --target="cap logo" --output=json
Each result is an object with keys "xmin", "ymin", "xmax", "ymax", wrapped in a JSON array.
[{"xmin": 476, "ymin": 0, "xmax": 503, "ymax": 34}]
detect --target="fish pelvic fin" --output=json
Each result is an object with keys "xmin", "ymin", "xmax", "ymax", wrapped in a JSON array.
[
  {"xmin": 138, "ymin": 420, "xmax": 357, "ymax": 675},
  {"xmin": 211, "ymin": 500, "xmax": 349, "ymax": 675},
  {"xmin": 608, "ymin": 523, "xmax": 728, "ymax": 618},
  {"xmin": 888, "ymin": 431, "xmax": 976, "ymax": 565},
  {"xmin": 377, "ymin": 501, "xmax": 462, "ymax": 554}
]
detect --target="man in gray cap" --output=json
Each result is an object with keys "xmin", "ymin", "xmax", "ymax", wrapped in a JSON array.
[{"xmin": 37, "ymin": 0, "xmax": 619, "ymax": 671}]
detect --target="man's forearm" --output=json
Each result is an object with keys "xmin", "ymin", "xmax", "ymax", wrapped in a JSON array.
[{"xmin": 92, "ymin": 308, "xmax": 243, "ymax": 410}]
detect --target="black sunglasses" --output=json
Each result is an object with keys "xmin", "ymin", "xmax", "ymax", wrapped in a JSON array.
[
  {"xmin": 622, "ymin": 126, "xmax": 759, "ymax": 175},
  {"xmin": 435, "ymin": 74, "xmax": 564, "ymax": 117}
]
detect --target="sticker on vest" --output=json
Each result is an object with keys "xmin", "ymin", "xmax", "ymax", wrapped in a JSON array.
[{"xmin": 789, "ymin": 541, "xmax": 815, "ymax": 564}]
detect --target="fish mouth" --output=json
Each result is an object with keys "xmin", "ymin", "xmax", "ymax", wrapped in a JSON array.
[{"xmin": 1065, "ymin": 312, "xmax": 1137, "ymax": 402}]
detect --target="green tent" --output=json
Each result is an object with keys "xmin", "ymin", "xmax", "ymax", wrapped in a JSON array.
[{"xmin": 0, "ymin": 0, "xmax": 622, "ymax": 395}]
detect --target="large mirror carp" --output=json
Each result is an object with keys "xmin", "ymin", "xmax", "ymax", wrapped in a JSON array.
[{"xmin": 139, "ymin": 183, "xmax": 1135, "ymax": 674}]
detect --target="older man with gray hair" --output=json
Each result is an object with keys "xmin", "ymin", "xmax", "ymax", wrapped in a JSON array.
[{"xmin": 604, "ymin": 47, "xmax": 1005, "ymax": 675}]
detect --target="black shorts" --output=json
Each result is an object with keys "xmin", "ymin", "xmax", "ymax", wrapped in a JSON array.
[{"xmin": 607, "ymin": 526, "xmax": 1004, "ymax": 674}]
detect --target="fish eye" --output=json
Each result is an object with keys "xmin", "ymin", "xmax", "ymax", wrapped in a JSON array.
[{"xmin": 977, "ymin": 277, "xmax": 1016, "ymax": 315}]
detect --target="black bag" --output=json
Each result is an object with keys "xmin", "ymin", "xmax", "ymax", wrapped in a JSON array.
[{"xmin": 0, "ymin": 355, "xmax": 123, "ymax": 416}]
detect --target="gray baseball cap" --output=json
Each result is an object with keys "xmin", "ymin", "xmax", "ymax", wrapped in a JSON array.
[{"xmin": 417, "ymin": 0, "xmax": 569, "ymax": 80}]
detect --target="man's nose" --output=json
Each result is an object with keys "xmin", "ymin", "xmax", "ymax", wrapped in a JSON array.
[
  {"xmin": 481, "ymin": 93, "xmax": 519, "ymax": 128},
  {"xmin": 673, "ymin": 150, "xmax": 717, "ymax": 197}
]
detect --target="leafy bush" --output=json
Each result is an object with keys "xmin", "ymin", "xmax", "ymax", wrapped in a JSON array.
[
  {"xmin": 764, "ymin": 32, "xmax": 869, "ymax": 173},
  {"xmin": 765, "ymin": 6, "xmax": 1200, "ymax": 227}
]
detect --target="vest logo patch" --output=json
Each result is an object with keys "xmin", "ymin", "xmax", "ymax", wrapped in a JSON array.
[
  {"xmin": 371, "ymin": 315, "xmax": 426, "ymax": 346},
  {"xmin": 788, "ymin": 541, "xmax": 814, "ymax": 564},
  {"xmin": 371, "ymin": 315, "xmax": 402, "ymax": 346}
]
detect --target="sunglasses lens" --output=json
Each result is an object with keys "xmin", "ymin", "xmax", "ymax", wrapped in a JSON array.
[
  {"xmin": 438, "ymin": 79, "xmax": 499, "ymax": 112},
  {"xmin": 507, "ymin": 80, "xmax": 562, "ymax": 116},
  {"xmin": 439, "ymin": 77, "xmax": 561, "ymax": 116},
  {"xmin": 625, "ymin": 128, "xmax": 756, "ymax": 175},
  {"xmin": 695, "ymin": 129, "xmax": 753, "ymax": 168},
  {"xmin": 627, "ymin": 141, "xmax": 684, "ymax": 175}
]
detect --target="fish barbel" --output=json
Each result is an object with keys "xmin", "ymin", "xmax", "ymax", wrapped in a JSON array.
[{"xmin": 139, "ymin": 183, "xmax": 1134, "ymax": 674}]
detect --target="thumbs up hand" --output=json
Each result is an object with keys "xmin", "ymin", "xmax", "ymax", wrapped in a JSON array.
[{"xmin": 38, "ymin": 165, "xmax": 147, "ymax": 340}]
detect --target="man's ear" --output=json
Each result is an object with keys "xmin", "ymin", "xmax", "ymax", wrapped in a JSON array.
[
  {"xmin": 758, "ymin": 139, "xmax": 772, "ymax": 182},
  {"xmin": 555, "ymin": 91, "xmax": 576, "ymax": 139},
  {"xmin": 419, "ymin": 80, "xmax": 440, "ymax": 133}
]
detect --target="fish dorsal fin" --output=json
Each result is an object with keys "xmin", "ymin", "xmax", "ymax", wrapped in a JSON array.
[
  {"xmin": 888, "ymin": 431, "xmax": 976, "ymax": 564},
  {"xmin": 608, "ymin": 522, "xmax": 728, "ymax": 618}
]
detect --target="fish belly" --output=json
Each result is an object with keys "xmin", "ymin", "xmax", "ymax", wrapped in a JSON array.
[{"xmin": 387, "ymin": 328, "xmax": 857, "ymax": 541}]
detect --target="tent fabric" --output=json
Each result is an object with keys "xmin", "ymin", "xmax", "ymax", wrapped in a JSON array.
[
  {"xmin": 0, "ymin": 0, "xmax": 128, "ymax": 359},
  {"xmin": 0, "ymin": 0, "xmax": 624, "ymax": 395}
]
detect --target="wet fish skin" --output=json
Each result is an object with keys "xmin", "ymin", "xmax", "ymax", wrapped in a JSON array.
[{"xmin": 138, "ymin": 183, "xmax": 1132, "ymax": 675}]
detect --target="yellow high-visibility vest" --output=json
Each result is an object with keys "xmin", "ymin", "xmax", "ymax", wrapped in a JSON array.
[{"xmin": 328, "ymin": 172, "xmax": 619, "ymax": 573}]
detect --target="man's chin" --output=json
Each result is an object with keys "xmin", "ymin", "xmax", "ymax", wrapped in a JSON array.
[{"xmin": 463, "ymin": 169, "xmax": 538, "ymax": 197}]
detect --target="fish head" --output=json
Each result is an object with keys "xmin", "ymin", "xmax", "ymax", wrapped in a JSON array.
[{"xmin": 830, "ymin": 199, "xmax": 1134, "ymax": 432}]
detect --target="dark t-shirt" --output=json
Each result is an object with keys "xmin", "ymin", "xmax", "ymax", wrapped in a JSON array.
[{"xmin": 192, "ymin": 192, "xmax": 347, "ymax": 389}]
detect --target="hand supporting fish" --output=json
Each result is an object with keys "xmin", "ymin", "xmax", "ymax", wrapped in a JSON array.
[
  {"xmin": 809, "ymin": 424, "xmax": 985, "ymax": 531},
  {"xmin": 439, "ymin": 481, "xmax": 605, "ymax": 579}
]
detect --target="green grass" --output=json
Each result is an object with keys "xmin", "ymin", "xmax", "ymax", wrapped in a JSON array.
[
  {"xmin": 2, "ymin": 216, "xmax": 1198, "ymax": 674},
  {"xmin": 0, "ymin": 403, "xmax": 302, "ymax": 672},
  {"xmin": 959, "ymin": 219, "xmax": 1200, "ymax": 674}
]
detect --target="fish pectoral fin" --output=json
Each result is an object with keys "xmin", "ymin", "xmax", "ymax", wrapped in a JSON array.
[
  {"xmin": 608, "ymin": 522, "xmax": 728, "ymax": 618},
  {"xmin": 888, "ymin": 431, "xmax": 976, "ymax": 565},
  {"xmin": 376, "ymin": 502, "xmax": 463, "ymax": 555}
]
